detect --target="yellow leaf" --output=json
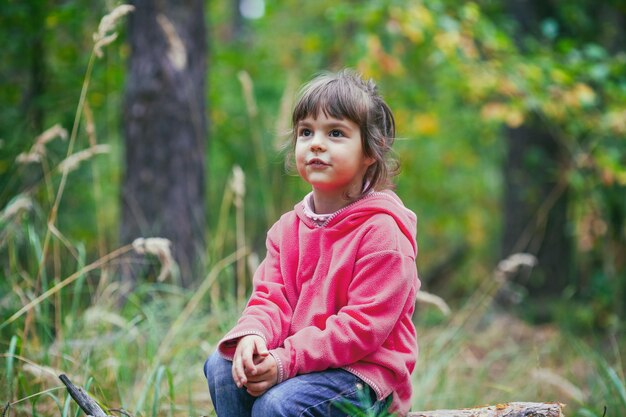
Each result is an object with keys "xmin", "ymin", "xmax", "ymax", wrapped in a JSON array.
[
  {"xmin": 605, "ymin": 109, "xmax": 626, "ymax": 134},
  {"xmin": 574, "ymin": 83, "xmax": 596, "ymax": 107},
  {"xmin": 413, "ymin": 113, "xmax": 439, "ymax": 136},
  {"xmin": 505, "ymin": 109, "xmax": 524, "ymax": 128},
  {"xmin": 550, "ymin": 68, "xmax": 571, "ymax": 84}
]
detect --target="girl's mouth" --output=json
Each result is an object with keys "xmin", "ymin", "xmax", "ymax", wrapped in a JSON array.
[{"xmin": 307, "ymin": 158, "xmax": 329, "ymax": 166}]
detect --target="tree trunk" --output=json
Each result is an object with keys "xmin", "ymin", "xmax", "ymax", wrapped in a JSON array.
[
  {"xmin": 121, "ymin": 0, "xmax": 207, "ymax": 287},
  {"xmin": 502, "ymin": 122, "xmax": 571, "ymax": 298},
  {"xmin": 501, "ymin": 0, "xmax": 572, "ymax": 311}
]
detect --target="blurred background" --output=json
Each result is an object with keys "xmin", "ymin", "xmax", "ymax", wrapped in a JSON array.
[{"xmin": 1, "ymin": 1, "xmax": 624, "ymax": 416}]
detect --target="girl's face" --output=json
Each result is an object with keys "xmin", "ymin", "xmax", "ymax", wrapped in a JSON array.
[{"xmin": 295, "ymin": 112, "xmax": 374, "ymax": 207}]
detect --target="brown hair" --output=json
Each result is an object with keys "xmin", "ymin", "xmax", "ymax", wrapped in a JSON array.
[{"xmin": 287, "ymin": 69, "xmax": 399, "ymax": 195}]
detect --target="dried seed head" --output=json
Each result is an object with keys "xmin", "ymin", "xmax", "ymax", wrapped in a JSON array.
[
  {"xmin": 57, "ymin": 144, "xmax": 110, "ymax": 174},
  {"xmin": 94, "ymin": 33, "xmax": 119, "ymax": 58},
  {"xmin": 93, "ymin": 4, "xmax": 135, "ymax": 57},
  {"xmin": 495, "ymin": 253, "xmax": 538, "ymax": 282},
  {"xmin": 95, "ymin": 4, "xmax": 135, "ymax": 41},
  {"xmin": 0, "ymin": 195, "xmax": 33, "ymax": 222},
  {"xmin": 132, "ymin": 237, "xmax": 176, "ymax": 282},
  {"xmin": 36, "ymin": 124, "xmax": 68, "ymax": 147},
  {"xmin": 16, "ymin": 152, "xmax": 42, "ymax": 164},
  {"xmin": 133, "ymin": 237, "xmax": 172, "ymax": 256},
  {"xmin": 497, "ymin": 253, "xmax": 538, "ymax": 274},
  {"xmin": 17, "ymin": 124, "xmax": 69, "ymax": 164},
  {"xmin": 415, "ymin": 290, "xmax": 451, "ymax": 316}
]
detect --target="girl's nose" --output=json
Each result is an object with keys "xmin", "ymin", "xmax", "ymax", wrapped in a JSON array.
[{"xmin": 310, "ymin": 132, "xmax": 326, "ymax": 151}]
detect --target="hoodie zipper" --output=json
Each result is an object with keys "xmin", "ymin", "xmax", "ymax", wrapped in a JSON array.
[{"xmin": 316, "ymin": 191, "xmax": 390, "ymax": 228}]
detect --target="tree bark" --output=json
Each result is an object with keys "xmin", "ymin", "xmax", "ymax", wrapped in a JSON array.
[
  {"xmin": 501, "ymin": 122, "xmax": 571, "ymax": 298},
  {"xmin": 501, "ymin": 0, "xmax": 572, "ymax": 308},
  {"xmin": 408, "ymin": 401, "xmax": 564, "ymax": 417},
  {"xmin": 121, "ymin": 0, "xmax": 207, "ymax": 287}
]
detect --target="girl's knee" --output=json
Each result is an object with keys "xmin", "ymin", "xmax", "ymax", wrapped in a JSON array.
[
  {"xmin": 252, "ymin": 392, "xmax": 290, "ymax": 416},
  {"xmin": 203, "ymin": 357, "xmax": 210, "ymax": 379},
  {"xmin": 204, "ymin": 351, "xmax": 230, "ymax": 381}
]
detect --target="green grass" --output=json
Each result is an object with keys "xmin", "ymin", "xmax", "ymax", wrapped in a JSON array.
[{"xmin": 2, "ymin": 282, "xmax": 624, "ymax": 416}]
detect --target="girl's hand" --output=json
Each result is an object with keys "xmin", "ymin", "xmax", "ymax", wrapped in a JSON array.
[
  {"xmin": 244, "ymin": 354, "xmax": 278, "ymax": 397},
  {"xmin": 231, "ymin": 335, "xmax": 269, "ymax": 388}
]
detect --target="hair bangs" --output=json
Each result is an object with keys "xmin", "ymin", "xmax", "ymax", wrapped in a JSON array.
[{"xmin": 292, "ymin": 76, "xmax": 369, "ymax": 127}]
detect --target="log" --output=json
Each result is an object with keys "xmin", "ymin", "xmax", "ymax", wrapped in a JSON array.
[
  {"xmin": 408, "ymin": 401, "xmax": 564, "ymax": 417},
  {"xmin": 58, "ymin": 374, "xmax": 564, "ymax": 417},
  {"xmin": 58, "ymin": 374, "xmax": 109, "ymax": 417}
]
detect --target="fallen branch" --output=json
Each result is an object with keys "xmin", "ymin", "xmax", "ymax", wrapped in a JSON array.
[
  {"xmin": 408, "ymin": 401, "xmax": 565, "ymax": 417},
  {"xmin": 58, "ymin": 374, "xmax": 108, "ymax": 417}
]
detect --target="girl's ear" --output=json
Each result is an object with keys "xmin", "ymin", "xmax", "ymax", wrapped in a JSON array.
[{"xmin": 363, "ymin": 155, "xmax": 376, "ymax": 167}]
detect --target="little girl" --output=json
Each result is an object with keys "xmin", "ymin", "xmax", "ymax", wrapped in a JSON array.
[{"xmin": 204, "ymin": 69, "xmax": 420, "ymax": 417}]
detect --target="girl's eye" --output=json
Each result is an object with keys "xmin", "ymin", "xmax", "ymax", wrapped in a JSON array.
[
  {"xmin": 299, "ymin": 128, "xmax": 312, "ymax": 137},
  {"xmin": 329, "ymin": 129, "xmax": 344, "ymax": 137}
]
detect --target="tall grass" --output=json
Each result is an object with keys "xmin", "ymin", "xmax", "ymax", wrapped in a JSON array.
[{"xmin": 1, "ymin": 5, "xmax": 624, "ymax": 417}]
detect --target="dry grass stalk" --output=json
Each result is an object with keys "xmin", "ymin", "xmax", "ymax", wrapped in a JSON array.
[
  {"xmin": 83, "ymin": 101, "xmax": 97, "ymax": 146},
  {"xmin": 238, "ymin": 71, "xmax": 258, "ymax": 118},
  {"xmin": 47, "ymin": 222, "xmax": 79, "ymax": 259},
  {"xmin": 156, "ymin": 14, "xmax": 187, "ymax": 70},
  {"xmin": 236, "ymin": 71, "xmax": 275, "ymax": 222},
  {"xmin": 16, "ymin": 124, "xmax": 68, "ymax": 164},
  {"xmin": 151, "ymin": 247, "xmax": 248, "ymax": 367},
  {"xmin": 229, "ymin": 165, "xmax": 247, "ymax": 303},
  {"xmin": 84, "ymin": 306, "xmax": 132, "ymax": 330},
  {"xmin": 22, "ymin": 363, "xmax": 63, "ymax": 386},
  {"xmin": 531, "ymin": 368, "xmax": 586, "ymax": 404},
  {"xmin": 93, "ymin": 4, "xmax": 135, "ymax": 58},
  {"xmin": 274, "ymin": 71, "xmax": 298, "ymax": 150},
  {"xmin": 1, "ymin": 244, "xmax": 134, "ymax": 329},
  {"xmin": 132, "ymin": 237, "xmax": 176, "ymax": 282},
  {"xmin": 247, "ymin": 252, "xmax": 260, "ymax": 277},
  {"xmin": 57, "ymin": 144, "xmax": 110, "ymax": 174}
]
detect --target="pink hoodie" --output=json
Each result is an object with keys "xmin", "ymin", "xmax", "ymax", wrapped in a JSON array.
[{"xmin": 218, "ymin": 190, "xmax": 420, "ymax": 415}]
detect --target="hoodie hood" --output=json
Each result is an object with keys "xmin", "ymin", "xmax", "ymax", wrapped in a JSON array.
[{"xmin": 295, "ymin": 190, "xmax": 418, "ymax": 256}]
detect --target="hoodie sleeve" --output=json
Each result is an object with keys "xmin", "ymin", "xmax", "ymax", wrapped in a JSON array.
[
  {"xmin": 269, "ymin": 218, "xmax": 419, "ymax": 382},
  {"xmin": 217, "ymin": 222, "xmax": 294, "ymax": 359}
]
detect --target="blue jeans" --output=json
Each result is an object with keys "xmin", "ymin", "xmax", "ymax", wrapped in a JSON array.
[{"xmin": 204, "ymin": 352, "xmax": 391, "ymax": 417}]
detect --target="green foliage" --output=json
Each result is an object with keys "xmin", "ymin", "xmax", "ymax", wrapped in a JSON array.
[{"xmin": 333, "ymin": 385, "xmax": 395, "ymax": 417}]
